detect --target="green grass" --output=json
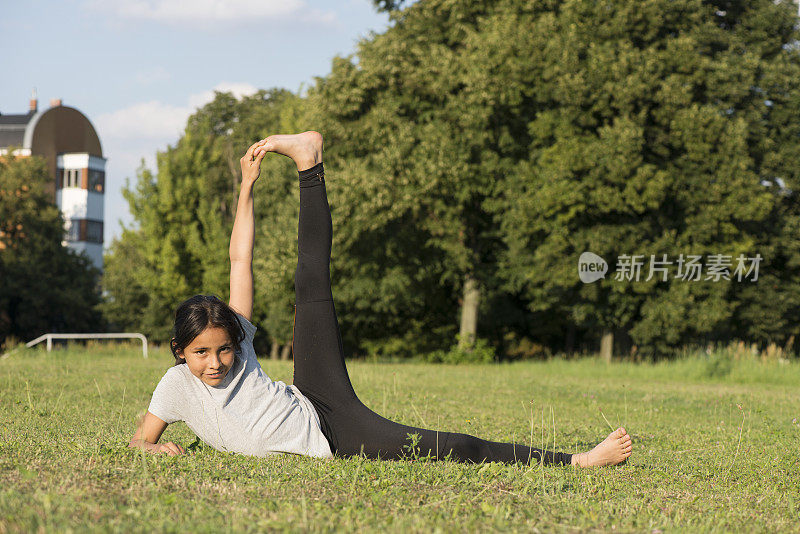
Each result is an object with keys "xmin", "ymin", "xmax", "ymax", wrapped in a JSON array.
[{"xmin": 1, "ymin": 344, "xmax": 798, "ymax": 532}]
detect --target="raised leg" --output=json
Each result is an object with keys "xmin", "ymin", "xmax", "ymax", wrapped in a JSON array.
[
  {"xmin": 291, "ymin": 161, "xmax": 360, "ymax": 407},
  {"xmin": 256, "ymin": 132, "xmax": 361, "ymax": 446}
]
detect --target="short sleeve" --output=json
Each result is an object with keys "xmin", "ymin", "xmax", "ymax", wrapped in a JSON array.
[
  {"xmin": 236, "ymin": 313, "xmax": 257, "ymax": 343},
  {"xmin": 147, "ymin": 367, "xmax": 184, "ymax": 424}
]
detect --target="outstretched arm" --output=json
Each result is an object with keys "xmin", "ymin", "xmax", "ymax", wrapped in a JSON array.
[{"xmin": 229, "ymin": 140, "xmax": 267, "ymax": 320}]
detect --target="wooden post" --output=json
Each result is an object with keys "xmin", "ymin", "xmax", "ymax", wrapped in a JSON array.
[
  {"xmin": 600, "ymin": 328, "xmax": 613, "ymax": 363},
  {"xmin": 458, "ymin": 274, "xmax": 480, "ymax": 350}
]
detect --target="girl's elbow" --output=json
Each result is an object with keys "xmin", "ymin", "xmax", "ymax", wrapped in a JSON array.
[{"xmin": 230, "ymin": 256, "xmax": 252, "ymax": 266}]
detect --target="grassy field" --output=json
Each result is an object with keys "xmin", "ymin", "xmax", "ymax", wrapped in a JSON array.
[{"xmin": 1, "ymin": 344, "xmax": 798, "ymax": 532}]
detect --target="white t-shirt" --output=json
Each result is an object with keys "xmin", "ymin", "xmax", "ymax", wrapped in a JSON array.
[{"xmin": 147, "ymin": 314, "xmax": 333, "ymax": 459}]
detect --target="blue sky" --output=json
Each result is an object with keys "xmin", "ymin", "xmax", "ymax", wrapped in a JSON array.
[{"xmin": 0, "ymin": 0, "xmax": 390, "ymax": 245}]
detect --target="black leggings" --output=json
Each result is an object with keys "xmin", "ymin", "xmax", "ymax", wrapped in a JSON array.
[{"xmin": 290, "ymin": 163, "xmax": 572, "ymax": 466}]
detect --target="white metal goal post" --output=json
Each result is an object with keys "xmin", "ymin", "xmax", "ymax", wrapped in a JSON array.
[{"xmin": 1, "ymin": 333, "xmax": 148, "ymax": 359}]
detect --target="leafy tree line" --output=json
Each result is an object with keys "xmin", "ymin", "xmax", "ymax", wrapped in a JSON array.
[
  {"xmin": 103, "ymin": 0, "xmax": 800, "ymax": 360},
  {"xmin": 0, "ymin": 156, "xmax": 102, "ymax": 350}
]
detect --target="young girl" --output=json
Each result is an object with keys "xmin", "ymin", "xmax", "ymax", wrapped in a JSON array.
[{"xmin": 129, "ymin": 132, "xmax": 633, "ymax": 468}]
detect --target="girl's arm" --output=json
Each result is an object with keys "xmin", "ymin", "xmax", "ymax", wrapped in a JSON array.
[
  {"xmin": 128, "ymin": 412, "xmax": 185, "ymax": 455},
  {"xmin": 229, "ymin": 140, "xmax": 267, "ymax": 320}
]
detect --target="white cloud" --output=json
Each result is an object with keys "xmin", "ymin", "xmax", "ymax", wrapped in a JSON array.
[
  {"xmin": 84, "ymin": 0, "xmax": 329, "ymax": 24},
  {"xmin": 96, "ymin": 81, "xmax": 258, "ymax": 142},
  {"xmin": 96, "ymin": 100, "xmax": 191, "ymax": 141},
  {"xmin": 187, "ymin": 82, "xmax": 259, "ymax": 109}
]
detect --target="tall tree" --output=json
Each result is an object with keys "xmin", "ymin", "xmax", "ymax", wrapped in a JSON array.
[
  {"xmin": 0, "ymin": 156, "xmax": 101, "ymax": 347},
  {"xmin": 309, "ymin": 0, "xmax": 522, "ymax": 356},
  {"xmin": 495, "ymin": 0, "xmax": 800, "ymax": 358},
  {"xmin": 99, "ymin": 226, "xmax": 150, "ymax": 333}
]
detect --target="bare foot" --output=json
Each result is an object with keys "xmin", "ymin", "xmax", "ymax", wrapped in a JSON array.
[
  {"xmin": 255, "ymin": 131, "xmax": 323, "ymax": 171},
  {"xmin": 571, "ymin": 427, "xmax": 632, "ymax": 467}
]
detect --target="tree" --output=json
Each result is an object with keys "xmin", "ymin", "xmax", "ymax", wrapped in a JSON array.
[
  {"xmin": 371, "ymin": 0, "xmax": 408, "ymax": 12},
  {"xmin": 309, "ymin": 0, "xmax": 522, "ymax": 356},
  {"xmin": 494, "ymin": 0, "xmax": 800, "ymax": 358},
  {"xmin": 99, "ymin": 227, "xmax": 150, "ymax": 333},
  {"xmin": 0, "ymin": 155, "xmax": 102, "ymax": 348}
]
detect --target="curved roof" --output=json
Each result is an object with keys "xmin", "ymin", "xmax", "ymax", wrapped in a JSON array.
[
  {"xmin": 25, "ymin": 105, "xmax": 103, "ymax": 157},
  {"xmin": 0, "ymin": 105, "xmax": 104, "ymax": 190},
  {"xmin": 0, "ymin": 105, "xmax": 103, "ymax": 157}
]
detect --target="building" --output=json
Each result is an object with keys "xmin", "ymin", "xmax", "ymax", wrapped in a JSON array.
[{"xmin": 0, "ymin": 93, "xmax": 106, "ymax": 270}]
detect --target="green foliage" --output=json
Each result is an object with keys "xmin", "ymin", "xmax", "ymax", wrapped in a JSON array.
[
  {"xmin": 371, "ymin": 0, "xmax": 408, "ymax": 12},
  {"xmin": 309, "ymin": 0, "xmax": 521, "ymax": 356},
  {"xmin": 400, "ymin": 431, "xmax": 430, "ymax": 461},
  {"xmin": 0, "ymin": 156, "xmax": 102, "ymax": 346},
  {"xmin": 312, "ymin": 0, "xmax": 800, "ymax": 358},
  {"xmin": 99, "ymin": 229, "xmax": 150, "ymax": 333},
  {"xmin": 422, "ymin": 336, "xmax": 496, "ymax": 364},
  {"xmin": 704, "ymin": 350, "xmax": 735, "ymax": 379},
  {"xmin": 493, "ymin": 0, "xmax": 800, "ymax": 357},
  {"xmin": 102, "ymin": 0, "xmax": 800, "ymax": 359}
]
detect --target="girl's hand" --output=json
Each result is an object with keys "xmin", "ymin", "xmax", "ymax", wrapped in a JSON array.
[
  {"xmin": 240, "ymin": 140, "xmax": 267, "ymax": 185},
  {"xmin": 157, "ymin": 441, "xmax": 186, "ymax": 456}
]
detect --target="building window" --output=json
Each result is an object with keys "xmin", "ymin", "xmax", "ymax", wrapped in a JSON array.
[
  {"xmin": 61, "ymin": 168, "xmax": 81, "ymax": 189},
  {"xmin": 65, "ymin": 219, "xmax": 80, "ymax": 242},
  {"xmin": 85, "ymin": 220, "xmax": 103, "ymax": 244},
  {"xmin": 88, "ymin": 169, "xmax": 105, "ymax": 193},
  {"xmin": 64, "ymin": 219, "xmax": 103, "ymax": 244}
]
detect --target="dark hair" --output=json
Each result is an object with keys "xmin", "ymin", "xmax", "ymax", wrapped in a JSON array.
[{"xmin": 170, "ymin": 295, "xmax": 246, "ymax": 366}]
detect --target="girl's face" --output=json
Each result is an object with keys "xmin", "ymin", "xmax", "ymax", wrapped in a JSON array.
[{"xmin": 178, "ymin": 326, "xmax": 236, "ymax": 386}]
